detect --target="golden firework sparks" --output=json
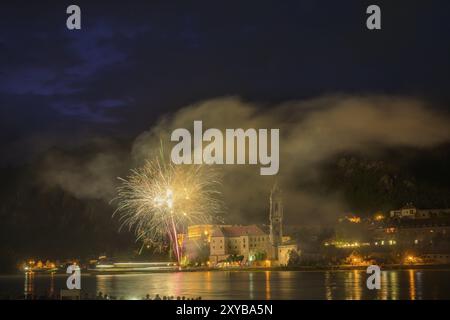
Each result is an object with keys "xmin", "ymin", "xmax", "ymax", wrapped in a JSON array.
[{"xmin": 113, "ymin": 157, "xmax": 222, "ymax": 263}]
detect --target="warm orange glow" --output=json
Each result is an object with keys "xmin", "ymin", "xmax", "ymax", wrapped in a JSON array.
[
  {"xmin": 346, "ymin": 253, "xmax": 367, "ymax": 266},
  {"xmin": 347, "ymin": 216, "xmax": 361, "ymax": 223},
  {"xmin": 404, "ymin": 255, "xmax": 422, "ymax": 265}
]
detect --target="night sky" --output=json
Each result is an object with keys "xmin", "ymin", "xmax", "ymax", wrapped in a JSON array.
[{"xmin": 1, "ymin": 0, "xmax": 449, "ymax": 165}]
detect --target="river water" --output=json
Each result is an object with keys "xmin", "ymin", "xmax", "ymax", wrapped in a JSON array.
[{"xmin": 1, "ymin": 269, "xmax": 449, "ymax": 300}]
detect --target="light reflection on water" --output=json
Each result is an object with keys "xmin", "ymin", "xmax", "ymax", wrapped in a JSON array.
[
  {"xmin": 409, "ymin": 269, "xmax": 416, "ymax": 300},
  {"xmin": 1, "ymin": 269, "xmax": 450, "ymax": 300},
  {"xmin": 265, "ymin": 271, "xmax": 271, "ymax": 300}
]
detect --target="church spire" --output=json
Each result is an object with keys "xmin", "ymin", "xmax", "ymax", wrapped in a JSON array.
[{"xmin": 270, "ymin": 182, "xmax": 283, "ymax": 258}]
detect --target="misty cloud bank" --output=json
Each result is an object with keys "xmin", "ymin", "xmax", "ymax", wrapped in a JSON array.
[{"xmin": 41, "ymin": 95, "xmax": 450, "ymax": 224}]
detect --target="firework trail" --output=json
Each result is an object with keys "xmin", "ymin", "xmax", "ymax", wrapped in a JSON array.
[{"xmin": 114, "ymin": 158, "xmax": 222, "ymax": 264}]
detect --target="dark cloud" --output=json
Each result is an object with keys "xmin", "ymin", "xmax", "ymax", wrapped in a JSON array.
[{"xmin": 0, "ymin": 0, "xmax": 449, "ymax": 165}]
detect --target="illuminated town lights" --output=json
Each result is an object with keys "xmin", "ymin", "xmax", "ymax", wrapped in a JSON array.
[{"xmin": 347, "ymin": 216, "xmax": 361, "ymax": 223}]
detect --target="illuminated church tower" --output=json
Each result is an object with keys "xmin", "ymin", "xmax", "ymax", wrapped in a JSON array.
[{"xmin": 269, "ymin": 183, "xmax": 283, "ymax": 259}]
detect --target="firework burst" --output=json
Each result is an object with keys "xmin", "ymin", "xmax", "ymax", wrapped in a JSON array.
[{"xmin": 113, "ymin": 158, "xmax": 222, "ymax": 263}]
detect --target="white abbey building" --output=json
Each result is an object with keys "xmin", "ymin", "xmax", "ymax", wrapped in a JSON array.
[{"xmin": 206, "ymin": 183, "xmax": 299, "ymax": 266}]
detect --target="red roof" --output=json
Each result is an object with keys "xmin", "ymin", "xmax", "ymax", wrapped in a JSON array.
[{"xmin": 211, "ymin": 225, "xmax": 266, "ymax": 238}]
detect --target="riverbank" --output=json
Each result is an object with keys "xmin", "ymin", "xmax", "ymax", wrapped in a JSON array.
[
  {"xmin": 82, "ymin": 263, "xmax": 450, "ymax": 275},
  {"xmin": 7, "ymin": 263, "xmax": 450, "ymax": 276}
]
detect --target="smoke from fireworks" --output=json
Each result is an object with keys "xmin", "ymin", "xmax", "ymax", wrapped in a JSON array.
[{"xmin": 114, "ymin": 157, "xmax": 222, "ymax": 263}]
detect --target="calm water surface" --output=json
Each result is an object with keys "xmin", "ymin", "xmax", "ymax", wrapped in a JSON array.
[{"xmin": 1, "ymin": 269, "xmax": 449, "ymax": 300}]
